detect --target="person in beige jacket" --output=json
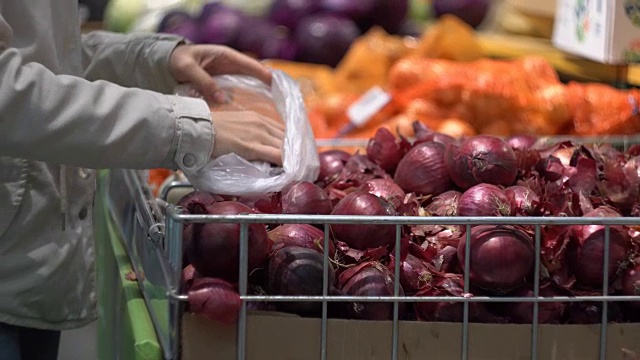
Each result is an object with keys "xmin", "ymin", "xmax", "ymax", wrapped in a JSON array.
[{"xmin": 0, "ymin": 1, "xmax": 286, "ymax": 359}]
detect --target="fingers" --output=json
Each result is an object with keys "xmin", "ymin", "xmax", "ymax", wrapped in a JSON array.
[
  {"xmin": 210, "ymin": 47, "xmax": 273, "ymax": 86},
  {"xmin": 173, "ymin": 55, "xmax": 229, "ymax": 103}
]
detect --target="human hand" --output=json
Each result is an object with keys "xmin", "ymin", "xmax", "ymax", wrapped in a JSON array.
[
  {"xmin": 210, "ymin": 111, "xmax": 285, "ymax": 166},
  {"xmin": 169, "ymin": 44, "xmax": 272, "ymax": 104}
]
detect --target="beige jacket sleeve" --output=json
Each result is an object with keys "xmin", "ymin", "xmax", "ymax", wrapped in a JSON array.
[
  {"xmin": 0, "ymin": 18, "xmax": 213, "ymax": 176},
  {"xmin": 80, "ymin": 30, "xmax": 184, "ymax": 94}
]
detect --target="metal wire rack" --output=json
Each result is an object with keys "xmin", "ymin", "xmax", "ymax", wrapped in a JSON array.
[{"xmin": 105, "ymin": 135, "xmax": 640, "ymax": 360}]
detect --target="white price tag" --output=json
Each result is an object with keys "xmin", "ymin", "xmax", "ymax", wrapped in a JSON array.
[{"xmin": 346, "ymin": 86, "xmax": 392, "ymax": 127}]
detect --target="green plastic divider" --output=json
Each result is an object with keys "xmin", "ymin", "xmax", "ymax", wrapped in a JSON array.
[{"xmin": 95, "ymin": 170, "xmax": 163, "ymax": 360}]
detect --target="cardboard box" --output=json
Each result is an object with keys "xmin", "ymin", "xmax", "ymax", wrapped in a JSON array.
[
  {"xmin": 182, "ymin": 312, "xmax": 640, "ymax": 360},
  {"xmin": 552, "ymin": 0, "xmax": 640, "ymax": 64}
]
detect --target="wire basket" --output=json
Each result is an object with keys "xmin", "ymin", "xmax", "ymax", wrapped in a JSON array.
[{"xmin": 105, "ymin": 135, "xmax": 640, "ymax": 360}]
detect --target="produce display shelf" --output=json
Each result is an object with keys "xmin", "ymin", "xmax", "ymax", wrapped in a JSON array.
[{"xmin": 104, "ymin": 136, "xmax": 640, "ymax": 360}]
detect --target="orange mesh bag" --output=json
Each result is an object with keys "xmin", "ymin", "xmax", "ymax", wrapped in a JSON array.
[
  {"xmin": 387, "ymin": 56, "xmax": 572, "ymax": 136},
  {"xmin": 566, "ymin": 82, "xmax": 640, "ymax": 135}
]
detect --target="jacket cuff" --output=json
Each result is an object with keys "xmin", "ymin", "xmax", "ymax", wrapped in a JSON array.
[{"xmin": 160, "ymin": 95, "xmax": 214, "ymax": 176}]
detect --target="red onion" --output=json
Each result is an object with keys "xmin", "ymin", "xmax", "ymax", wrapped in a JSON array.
[
  {"xmin": 565, "ymin": 299, "xmax": 622, "ymax": 324},
  {"xmin": 629, "ymin": 144, "xmax": 640, "ymax": 157},
  {"xmin": 317, "ymin": 149, "xmax": 351, "ymax": 182},
  {"xmin": 620, "ymin": 262, "xmax": 640, "ymax": 309},
  {"xmin": 321, "ymin": 0, "xmax": 375, "ymax": 18},
  {"xmin": 502, "ymin": 282, "xmax": 567, "ymax": 324},
  {"xmin": 620, "ymin": 262, "xmax": 640, "ymax": 320},
  {"xmin": 198, "ymin": 3, "xmax": 246, "ymax": 46},
  {"xmin": 330, "ymin": 191, "xmax": 398, "ymax": 250},
  {"xmin": 179, "ymin": 192, "xmax": 224, "ymax": 267},
  {"xmin": 568, "ymin": 207, "xmax": 632, "ymax": 289},
  {"xmin": 414, "ymin": 274, "xmax": 503, "ymax": 323},
  {"xmin": 360, "ymin": 178, "xmax": 406, "ymax": 209},
  {"xmin": 457, "ymin": 184, "xmax": 511, "ymax": 217},
  {"xmin": 391, "ymin": 254, "xmax": 433, "ymax": 295},
  {"xmin": 281, "ymin": 181, "xmax": 333, "ymax": 215},
  {"xmin": 505, "ymin": 185, "xmax": 539, "ymax": 216},
  {"xmin": 366, "ymin": 127, "xmax": 411, "ymax": 174},
  {"xmin": 445, "ymin": 135, "xmax": 518, "ymax": 190},
  {"xmin": 238, "ymin": 192, "xmax": 282, "ymax": 214},
  {"xmin": 412, "ymin": 121, "xmax": 456, "ymax": 147},
  {"xmin": 433, "ymin": 0, "xmax": 490, "ymax": 28},
  {"xmin": 434, "ymin": 245, "xmax": 460, "ymax": 273},
  {"xmin": 294, "ymin": 14, "xmax": 361, "ymax": 67},
  {"xmin": 267, "ymin": 224, "xmax": 336, "ymax": 257},
  {"xmin": 186, "ymin": 201, "xmax": 272, "ymax": 282},
  {"xmin": 457, "ymin": 225, "xmax": 535, "ymax": 293},
  {"xmin": 339, "ymin": 261, "xmax": 405, "ymax": 320},
  {"xmin": 424, "ymin": 190, "xmax": 461, "ymax": 216},
  {"xmin": 268, "ymin": 0, "xmax": 320, "ymax": 30},
  {"xmin": 177, "ymin": 190, "xmax": 223, "ymax": 210},
  {"xmin": 188, "ymin": 277, "xmax": 241, "ymax": 325},
  {"xmin": 598, "ymin": 158, "xmax": 639, "ymax": 214},
  {"xmin": 266, "ymin": 246, "xmax": 337, "ymax": 317},
  {"xmin": 394, "ymin": 141, "xmax": 453, "ymax": 196},
  {"xmin": 506, "ymin": 134, "xmax": 538, "ymax": 151}
]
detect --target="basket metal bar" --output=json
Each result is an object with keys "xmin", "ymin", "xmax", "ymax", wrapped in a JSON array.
[
  {"xmin": 165, "ymin": 209, "xmax": 640, "ymax": 226},
  {"xmin": 321, "ymin": 224, "xmax": 330, "ymax": 360},
  {"xmin": 531, "ymin": 224, "xmax": 541, "ymax": 360},
  {"xmin": 462, "ymin": 224, "xmax": 472, "ymax": 360},
  {"xmin": 237, "ymin": 223, "xmax": 249, "ymax": 360},
  {"xmin": 229, "ymin": 294, "xmax": 640, "ymax": 302},
  {"xmin": 391, "ymin": 225, "xmax": 401, "ymax": 360},
  {"xmin": 599, "ymin": 225, "xmax": 611, "ymax": 360}
]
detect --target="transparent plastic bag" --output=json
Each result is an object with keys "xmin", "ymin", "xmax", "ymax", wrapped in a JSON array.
[{"xmin": 175, "ymin": 70, "xmax": 320, "ymax": 196}]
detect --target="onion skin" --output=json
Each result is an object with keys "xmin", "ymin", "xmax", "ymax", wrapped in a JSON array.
[
  {"xmin": 568, "ymin": 207, "xmax": 632, "ymax": 289},
  {"xmin": 188, "ymin": 278, "xmax": 241, "ymax": 325},
  {"xmin": 281, "ymin": 181, "xmax": 333, "ymax": 215},
  {"xmin": 265, "ymin": 246, "xmax": 336, "ymax": 317},
  {"xmin": 394, "ymin": 141, "xmax": 453, "ymax": 196},
  {"xmin": 330, "ymin": 191, "xmax": 398, "ymax": 250},
  {"xmin": 424, "ymin": 190, "xmax": 461, "ymax": 216},
  {"xmin": 445, "ymin": 135, "xmax": 518, "ymax": 190},
  {"xmin": 267, "ymin": 224, "xmax": 336, "ymax": 257},
  {"xmin": 186, "ymin": 201, "xmax": 272, "ymax": 282},
  {"xmin": 457, "ymin": 183, "xmax": 511, "ymax": 217},
  {"xmin": 457, "ymin": 225, "xmax": 535, "ymax": 293},
  {"xmin": 339, "ymin": 261, "xmax": 405, "ymax": 320}
]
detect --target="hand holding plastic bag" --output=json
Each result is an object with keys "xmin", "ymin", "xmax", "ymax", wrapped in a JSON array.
[{"xmin": 177, "ymin": 70, "xmax": 320, "ymax": 196}]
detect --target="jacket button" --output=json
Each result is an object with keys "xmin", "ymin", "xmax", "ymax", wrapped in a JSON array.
[
  {"xmin": 78, "ymin": 207, "xmax": 88, "ymax": 220},
  {"xmin": 182, "ymin": 153, "xmax": 196, "ymax": 168}
]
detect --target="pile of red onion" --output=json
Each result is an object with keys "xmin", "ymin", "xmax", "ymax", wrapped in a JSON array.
[{"xmin": 176, "ymin": 122, "xmax": 640, "ymax": 325}]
